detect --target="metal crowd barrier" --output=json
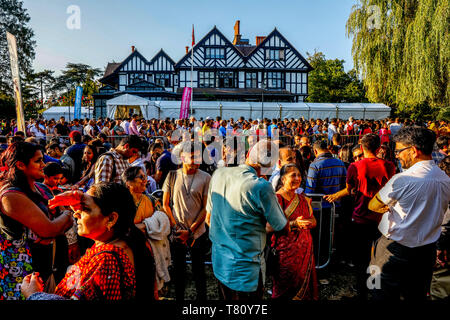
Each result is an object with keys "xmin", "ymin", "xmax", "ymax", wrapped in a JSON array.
[
  {"xmin": 305, "ymin": 193, "xmax": 336, "ymax": 269},
  {"xmin": 0, "ymin": 133, "xmax": 362, "ymax": 149}
]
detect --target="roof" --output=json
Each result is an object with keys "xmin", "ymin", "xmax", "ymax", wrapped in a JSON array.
[
  {"xmin": 235, "ymin": 45, "xmax": 257, "ymax": 57},
  {"xmin": 102, "ymin": 63, "xmax": 121, "ymax": 79},
  {"xmin": 245, "ymin": 28, "xmax": 313, "ymax": 71},
  {"xmin": 106, "ymin": 93, "xmax": 150, "ymax": 106}
]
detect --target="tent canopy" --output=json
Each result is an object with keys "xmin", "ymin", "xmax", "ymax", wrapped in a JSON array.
[
  {"xmin": 147, "ymin": 101, "xmax": 391, "ymax": 121},
  {"xmin": 106, "ymin": 94, "xmax": 150, "ymax": 119}
]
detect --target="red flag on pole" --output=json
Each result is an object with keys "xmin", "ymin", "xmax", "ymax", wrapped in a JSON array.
[{"xmin": 192, "ymin": 24, "xmax": 195, "ymax": 47}]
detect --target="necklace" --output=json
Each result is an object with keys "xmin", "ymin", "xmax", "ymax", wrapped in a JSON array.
[
  {"xmin": 182, "ymin": 171, "xmax": 197, "ymax": 196},
  {"xmin": 134, "ymin": 193, "xmax": 144, "ymax": 210}
]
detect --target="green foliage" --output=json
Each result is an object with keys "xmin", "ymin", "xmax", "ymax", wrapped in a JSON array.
[
  {"xmin": 346, "ymin": 0, "xmax": 449, "ymax": 118},
  {"xmin": 53, "ymin": 63, "xmax": 102, "ymax": 105},
  {"xmin": 0, "ymin": 92, "xmax": 15, "ymax": 118},
  {"xmin": 306, "ymin": 51, "xmax": 368, "ymax": 103},
  {"xmin": 0, "ymin": 0, "xmax": 36, "ymax": 95}
]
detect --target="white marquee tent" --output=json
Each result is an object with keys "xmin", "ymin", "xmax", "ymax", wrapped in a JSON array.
[
  {"xmin": 42, "ymin": 106, "xmax": 91, "ymax": 120},
  {"xmin": 106, "ymin": 94, "xmax": 150, "ymax": 119},
  {"xmin": 105, "ymin": 94, "xmax": 391, "ymax": 120},
  {"xmin": 148, "ymin": 101, "xmax": 391, "ymax": 120}
]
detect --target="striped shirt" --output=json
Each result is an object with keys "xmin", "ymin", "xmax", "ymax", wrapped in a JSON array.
[
  {"xmin": 305, "ymin": 152, "xmax": 347, "ymax": 208},
  {"xmin": 94, "ymin": 149, "xmax": 130, "ymax": 184}
]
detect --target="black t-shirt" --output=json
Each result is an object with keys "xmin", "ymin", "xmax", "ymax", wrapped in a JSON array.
[
  {"xmin": 156, "ymin": 150, "xmax": 177, "ymax": 187},
  {"xmin": 55, "ymin": 123, "xmax": 70, "ymax": 136}
]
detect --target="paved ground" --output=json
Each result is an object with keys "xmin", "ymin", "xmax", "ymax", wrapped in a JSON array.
[{"xmin": 160, "ymin": 260, "xmax": 358, "ymax": 301}]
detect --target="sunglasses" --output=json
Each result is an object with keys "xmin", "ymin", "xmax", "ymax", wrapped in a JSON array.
[
  {"xmin": 394, "ymin": 146, "xmax": 413, "ymax": 156},
  {"xmin": 353, "ymin": 154, "xmax": 363, "ymax": 160}
]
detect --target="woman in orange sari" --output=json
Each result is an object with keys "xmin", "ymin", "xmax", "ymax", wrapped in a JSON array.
[{"xmin": 270, "ymin": 163, "xmax": 319, "ymax": 300}]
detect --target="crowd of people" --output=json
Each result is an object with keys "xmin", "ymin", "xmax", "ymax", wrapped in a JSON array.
[{"xmin": 0, "ymin": 114, "xmax": 449, "ymax": 301}]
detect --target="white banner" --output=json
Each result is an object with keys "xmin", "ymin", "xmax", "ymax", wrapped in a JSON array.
[{"xmin": 6, "ymin": 31, "xmax": 26, "ymax": 134}]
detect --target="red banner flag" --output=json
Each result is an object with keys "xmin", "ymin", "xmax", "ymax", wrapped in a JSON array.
[{"xmin": 192, "ymin": 24, "xmax": 195, "ymax": 47}]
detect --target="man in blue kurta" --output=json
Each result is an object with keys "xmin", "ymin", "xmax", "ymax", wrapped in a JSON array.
[{"xmin": 206, "ymin": 140, "xmax": 289, "ymax": 299}]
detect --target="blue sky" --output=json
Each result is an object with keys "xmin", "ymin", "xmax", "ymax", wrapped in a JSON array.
[{"xmin": 23, "ymin": 0, "xmax": 358, "ymax": 76}]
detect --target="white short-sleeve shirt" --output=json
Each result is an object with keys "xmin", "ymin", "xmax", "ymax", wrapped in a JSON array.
[{"xmin": 378, "ymin": 160, "xmax": 450, "ymax": 248}]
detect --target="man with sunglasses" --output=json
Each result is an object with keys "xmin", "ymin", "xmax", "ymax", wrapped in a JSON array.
[{"xmin": 368, "ymin": 127, "xmax": 450, "ymax": 300}]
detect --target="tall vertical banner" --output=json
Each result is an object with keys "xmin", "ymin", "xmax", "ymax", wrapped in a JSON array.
[
  {"xmin": 74, "ymin": 86, "xmax": 83, "ymax": 119},
  {"xmin": 6, "ymin": 32, "xmax": 26, "ymax": 134},
  {"xmin": 180, "ymin": 87, "xmax": 192, "ymax": 119}
]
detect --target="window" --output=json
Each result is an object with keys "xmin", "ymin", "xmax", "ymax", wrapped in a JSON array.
[
  {"xmin": 154, "ymin": 73, "xmax": 170, "ymax": 87},
  {"xmin": 217, "ymin": 71, "xmax": 236, "ymax": 88},
  {"xmin": 265, "ymin": 49, "xmax": 285, "ymax": 61},
  {"xmin": 205, "ymin": 47, "xmax": 225, "ymax": 59},
  {"xmin": 265, "ymin": 72, "xmax": 284, "ymax": 89},
  {"xmin": 245, "ymin": 72, "xmax": 257, "ymax": 88},
  {"xmin": 199, "ymin": 71, "xmax": 215, "ymax": 88},
  {"xmin": 129, "ymin": 73, "xmax": 145, "ymax": 84}
]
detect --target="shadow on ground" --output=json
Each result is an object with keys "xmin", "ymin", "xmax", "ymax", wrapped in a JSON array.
[{"xmin": 160, "ymin": 260, "xmax": 357, "ymax": 301}]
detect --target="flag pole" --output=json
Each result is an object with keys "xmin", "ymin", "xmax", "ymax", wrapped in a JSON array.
[{"xmin": 189, "ymin": 24, "xmax": 194, "ymax": 118}]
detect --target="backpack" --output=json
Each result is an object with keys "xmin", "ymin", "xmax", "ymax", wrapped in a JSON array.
[
  {"xmin": 346, "ymin": 123, "xmax": 355, "ymax": 135},
  {"xmin": 60, "ymin": 153, "xmax": 76, "ymax": 183}
]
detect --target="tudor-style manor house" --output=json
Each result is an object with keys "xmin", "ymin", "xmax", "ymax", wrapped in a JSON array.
[{"xmin": 94, "ymin": 21, "xmax": 312, "ymax": 118}]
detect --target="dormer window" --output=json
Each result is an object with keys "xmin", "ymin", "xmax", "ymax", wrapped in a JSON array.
[
  {"xmin": 205, "ymin": 47, "xmax": 225, "ymax": 59},
  {"xmin": 266, "ymin": 49, "xmax": 285, "ymax": 61}
]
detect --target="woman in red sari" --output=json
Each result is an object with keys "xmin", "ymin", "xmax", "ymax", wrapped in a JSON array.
[
  {"xmin": 21, "ymin": 183, "xmax": 157, "ymax": 300},
  {"xmin": 270, "ymin": 163, "xmax": 319, "ymax": 300}
]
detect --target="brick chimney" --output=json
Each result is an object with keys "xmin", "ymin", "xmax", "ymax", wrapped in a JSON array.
[
  {"xmin": 131, "ymin": 46, "xmax": 135, "ymax": 52},
  {"xmin": 256, "ymin": 36, "xmax": 266, "ymax": 46},
  {"xmin": 186, "ymin": 46, "xmax": 189, "ymax": 54},
  {"xmin": 233, "ymin": 20, "xmax": 241, "ymax": 45}
]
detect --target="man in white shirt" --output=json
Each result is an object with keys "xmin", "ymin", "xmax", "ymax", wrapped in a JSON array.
[
  {"xmin": 368, "ymin": 126, "xmax": 450, "ymax": 300},
  {"xmin": 327, "ymin": 118, "xmax": 338, "ymax": 142},
  {"xmin": 121, "ymin": 118, "xmax": 130, "ymax": 135},
  {"xmin": 83, "ymin": 120, "xmax": 95, "ymax": 137},
  {"xmin": 389, "ymin": 118, "xmax": 402, "ymax": 136},
  {"xmin": 30, "ymin": 119, "xmax": 46, "ymax": 142}
]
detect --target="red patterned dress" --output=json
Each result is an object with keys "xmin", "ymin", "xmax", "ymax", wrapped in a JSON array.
[
  {"xmin": 55, "ymin": 244, "xmax": 135, "ymax": 300},
  {"xmin": 271, "ymin": 193, "xmax": 319, "ymax": 300}
]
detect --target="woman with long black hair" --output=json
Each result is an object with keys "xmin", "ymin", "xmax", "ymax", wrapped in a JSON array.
[
  {"xmin": 21, "ymin": 182, "xmax": 157, "ymax": 300},
  {"xmin": 0, "ymin": 142, "xmax": 74, "ymax": 300}
]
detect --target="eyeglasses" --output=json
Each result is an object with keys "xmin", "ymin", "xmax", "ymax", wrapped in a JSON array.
[
  {"xmin": 353, "ymin": 154, "xmax": 363, "ymax": 160},
  {"xmin": 394, "ymin": 146, "xmax": 412, "ymax": 156}
]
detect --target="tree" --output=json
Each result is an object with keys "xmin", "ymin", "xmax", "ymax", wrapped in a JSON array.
[
  {"xmin": 29, "ymin": 70, "xmax": 56, "ymax": 102},
  {"xmin": 306, "ymin": 51, "xmax": 368, "ymax": 103},
  {"xmin": 0, "ymin": 0, "xmax": 36, "ymax": 95},
  {"xmin": 52, "ymin": 63, "xmax": 102, "ymax": 107},
  {"xmin": 346, "ymin": 0, "xmax": 449, "ymax": 119}
]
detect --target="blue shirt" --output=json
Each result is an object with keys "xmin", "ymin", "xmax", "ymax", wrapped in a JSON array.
[
  {"xmin": 267, "ymin": 124, "xmax": 277, "ymax": 138},
  {"xmin": 305, "ymin": 152, "xmax": 347, "ymax": 208},
  {"xmin": 156, "ymin": 150, "xmax": 177, "ymax": 187},
  {"xmin": 219, "ymin": 126, "xmax": 227, "ymax": 137},
  {"xmin": 206, "ymin": 165, "xmax": 288, "ymax": 292},
  {"xmin": 43, "ymin": 154, "xmax": 62, "ymax": 165}
]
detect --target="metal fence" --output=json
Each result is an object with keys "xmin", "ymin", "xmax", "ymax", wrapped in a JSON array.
[{"xmin": 0, "ymin": 133, "xmax": 363, "ymax": 149}]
